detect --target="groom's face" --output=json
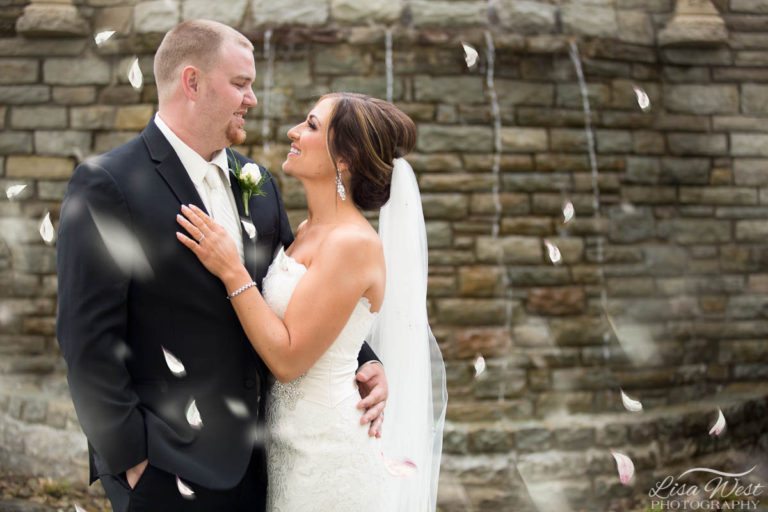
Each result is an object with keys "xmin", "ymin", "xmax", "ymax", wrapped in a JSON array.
[{"xmin": 199, "ymin": 40, "xmax": 257, "ymax": 150}]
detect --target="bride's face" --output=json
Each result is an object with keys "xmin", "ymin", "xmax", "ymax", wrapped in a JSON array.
[{"xmin": 282, "ymin": 98, "xmax": 337, "ymax": 181}]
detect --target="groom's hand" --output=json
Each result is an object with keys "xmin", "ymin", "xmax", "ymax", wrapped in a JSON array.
[
  {"xmin": 356, "ymin": 362, "xmax": 387, "ymax": 438},
  {"xmin": 126, "ymin": 459, "xmax": 148, "ymax": 489}
]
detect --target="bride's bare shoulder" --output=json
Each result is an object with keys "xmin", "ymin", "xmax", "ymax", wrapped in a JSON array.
[{"xmin": 319, "ymin": 223, "xmax": 383, "ymax": 262}]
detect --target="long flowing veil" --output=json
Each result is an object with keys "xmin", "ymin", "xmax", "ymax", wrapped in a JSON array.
[{"xmin": 369, "ymin": 158, "xmax": 448, "ymax": 511}]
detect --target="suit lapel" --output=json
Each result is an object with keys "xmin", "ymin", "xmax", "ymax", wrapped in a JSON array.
[
  {"xmin": 227, "ymin": 154, "xmax": 259, "ymax": 278},
  {"xmin": 142, "ymin": 121, "xmax": 210, "ymax": 216}
]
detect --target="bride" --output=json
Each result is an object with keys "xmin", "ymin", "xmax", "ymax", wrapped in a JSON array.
[{"xmin": 176, "ymin": 92, "xmax": 446, "ymax": 511}]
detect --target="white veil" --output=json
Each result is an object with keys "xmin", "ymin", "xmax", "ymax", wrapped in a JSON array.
[{"xmin": 369, "ymin": 158, "xmax": 448, "ymax": 511}]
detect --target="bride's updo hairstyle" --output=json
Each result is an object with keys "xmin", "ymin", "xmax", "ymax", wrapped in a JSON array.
[{"xmin": 321, "ymin": 92, "xmax": 416, "ymax": 210}]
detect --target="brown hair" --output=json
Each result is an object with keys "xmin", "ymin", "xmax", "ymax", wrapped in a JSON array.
[
  {"xmin": 153, "ymin": 20, "xmax": 253, "ymax": 97},
  {"xmin": 320, "ymin": 92, "xmax": 416, "ymax": 210}
]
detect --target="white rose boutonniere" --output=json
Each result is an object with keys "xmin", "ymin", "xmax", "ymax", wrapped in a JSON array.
[{"xmin": 229, "ymin": 149, "xmax": 269, "ymax": 216}]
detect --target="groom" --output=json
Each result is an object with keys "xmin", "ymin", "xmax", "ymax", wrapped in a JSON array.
[{"xmin": 56, "ymin": 20, "xmax": 387, "ymax": 511}]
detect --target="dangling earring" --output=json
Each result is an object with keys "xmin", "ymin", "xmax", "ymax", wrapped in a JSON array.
[{"xmin": 336, "ymin": 168, "xmax": 346, "ymax": 201}]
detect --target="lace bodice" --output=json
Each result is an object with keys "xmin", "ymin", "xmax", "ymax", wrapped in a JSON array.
[{"xmin": 262, "ymin": 246, "xmax": 386, "ymax": 512}]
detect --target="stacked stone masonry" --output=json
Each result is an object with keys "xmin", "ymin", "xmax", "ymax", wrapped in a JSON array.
[{"xmin": 1, "ymin": 0, "xmax": 768, "ymax": 510}]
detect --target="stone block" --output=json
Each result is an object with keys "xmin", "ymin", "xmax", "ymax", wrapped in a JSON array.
[
  {"xmin": 436, "ymin": 298, "xmax": 512, "ymax": 325},
  {"xmin": 330, "ymin": 76, "xmax": 404, "ymax": 100},
  {"xmin": 734, "ymin": 159, "xmax": 768, "ymax": 186},
  {"xmin": 414, "ymin": 76, "xmax": 484, "ymax": 104},
  {"xmin": 556, "ymin": 83, "xmax": 611, "ymax": 109},
  {"xmin": 94, "ymin": 132, "xmax": 138, "ymax": 153},
  {"xmin": 657, "ymin": 219, "xmax": 731, "ymax": 244},
  {"xmin": 526, "ymin": 287, "xmax": 586, "ymax": 316},
  {"xmin": 632, "ymin": 131, "xmax": 665, "ymax": 155},
  {"xmin": 561, "ymin": 5, "xmax": 618, "ymax": 38},
  {"xmin": 314, "ymin": 46, "xmax": 370, "ymax": 75},
  {"xmin": 663, "ymin": 84, "xmax": 738, "ymax": 115},
  {"xmin": 0, "ymin": 85, "xmax": 50, "ymax": 104},
  {"xmin": 596, "ymin": 130, "xmax": 632, "ymax": 153},
  {"xmin": 133, "ymin": 0, "xmax": 180, "ymax": 33},
  {"xmin": 625, "ymin": 157, "xmax": 660, "ymax": 184},
  {"xmin": 680, "ymin": 187, "xmax": 758, "ymax": 206},
  {"xmin": 15, "ymin": 4, "xmax": 89, "ymax": 37},
  {"xmin": 495, "ymin": 0, "xmax": 556, "ymax": 33},
  {"xmin": 470, "ymin": 193, "xmax": 529, "ymax": 216},
  {"xmin": 476, "ymin": 236, "xmax": 542, "ymax": 264},
  {"xmin": 500, "ymin": 128, "xmax": 548, "ymax": 152},
  {"xmin": 660, "ymin": 157, "xmax": 710, "ymax": 185},
  {"xmin": 0, "ymin": 59, "xmax": 38, "ymax": 84},
  {"xmin": 0, "ymin": 38, "xmax": 86, "ymax": 58},
  {"xmin": 6, "ymin": 156, "xmax": 73, "ymax": 179},
  {"xmin": 608, "ymin": 206, "xmax": 655, "ymax": 243},
  {"xmin": 474, "ymin": 363, "xmax": 526, "ymax": 399},
  {"xmin": 52, "ymin": 86, "xmax": 96, "ymax": 105},
  {"xmin": 250, "ymin": 0, "xmax": 329, "ymax": 26},
  {"xmin": 11, "ymin": 245, "xmax": 57, "ymax": 273},
  {"xmin": 667, "ymin": 133, "xmax": 728, "ymax": 156},
  {"xmin": 732, "ymin": 133, "xmax": 768, "ymax": 157},
  {"xmin": 182, "ymin": 0, "xmax": 247, "ymax": 24},
  {"xmin": 44, "ymin": 57, "xmax": 111, "ymax": 86},
  {"xmin": 10, "ymin": 106, "xmax": 67, "ymax": 130},
  {"xmin": 663, "ymin": 48, "xmax": 732, "ymax": 66},
  {"xmin": 71, "ymin": 106, "xmax": 116, "ymax": 129},
  {"xmin": 33, "ymin": 130, "xmax": 91, "ymax": 157},
  {"xmin": 417, "ymin": 124, "xmax": 493, "ymax": 153},
  {"xmin": 331, "ymin": 0, "xmax": 400, "ymax": 23},
  {"xmin": 736, "ymin": 220, "xmax": 768, "ymax": 241},
  {"xmin": 550, "ymin": 129, "xmax": 587, "ymax": 152},
  {"xmin": 741, "ymin": 84, "xmax": 768, "ymax": 115},
  {"xmin": 114, "ymin": 105, "xmax": 154, "ymax": 130},
  {"xmin": 500, "ymin": 217, "xmax": 551, "ymax": 236},
  {"xmin": 422, "ymin": 194, "xmax": 469, "ymax": 220},
  {"xmin": 410, "ymin": 0, "xmax": 487, "ymax": 26},
  {"xmin": 426, "ymin": 221, "xmax": 452, "ymax": 248},
  {"xmin": 419, "ymin": 173, "xmax": 496, "ymax": 192},
  {"xmin": 0, "ymin": 132, "xmax": 33, "ymax": 155},
  {"xmin": 736, "ymin": 51, "xmax": 768, "ymax": 66},
  {"xmin": 495, "ymin": 81, "xmax": 554, "ymax": 107},
  {"xmin": 507, "ymin": 266, "xmax": 571, "ymax": 286},
  {"xmin": 459, "ymin": 267, "xmax": 507, "ymax": 297},
  {"xmin": 617, "ymin": 10, "xmax": 654, "ymax": 45},
  {"xmin": 38, "ymin": 180, "xmax": 69, "ymax": 201}
]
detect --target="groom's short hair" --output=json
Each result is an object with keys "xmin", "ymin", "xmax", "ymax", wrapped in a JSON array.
[{"xmin": 154, "ymin": 20, "xmax": 253, "ymax": 97}]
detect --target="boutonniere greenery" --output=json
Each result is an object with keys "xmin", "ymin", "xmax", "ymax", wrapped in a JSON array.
[{"xmin": 229, "ymin": 149, "xmax": 269, "ymax": 216}]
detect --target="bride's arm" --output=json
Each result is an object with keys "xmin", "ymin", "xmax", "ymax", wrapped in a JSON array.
[{"xmin": 176, "ymin": 204, "xmax": 379, "ymax": 383}]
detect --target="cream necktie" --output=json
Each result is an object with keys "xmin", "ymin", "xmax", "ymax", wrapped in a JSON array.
[{"xmin": 203, "ymin": 165, "xmax": 244, "ymax": 262}]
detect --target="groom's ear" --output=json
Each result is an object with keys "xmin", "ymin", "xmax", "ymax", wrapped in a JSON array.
[{"xmin": 180, "ymin": 66, "xmax": 200, "ymax": 99}]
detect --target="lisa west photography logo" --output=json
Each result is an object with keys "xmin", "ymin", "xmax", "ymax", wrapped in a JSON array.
[{"xmin": 649, "ymin": 465, "xmax": 763, "ymax": 510}]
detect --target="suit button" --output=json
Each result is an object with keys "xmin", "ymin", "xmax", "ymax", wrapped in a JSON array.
[{"xmin": 244, "ymin": 379, "xmax": 256, "ymax": 389}]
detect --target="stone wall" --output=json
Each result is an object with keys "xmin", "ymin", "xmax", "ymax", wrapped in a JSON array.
[{"xmin": 2, "ymin": 0, "xmax": 768, "ymax": 510}]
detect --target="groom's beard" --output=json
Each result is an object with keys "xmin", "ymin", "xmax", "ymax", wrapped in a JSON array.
[{"xmin": 226, "ymin": 122, "xmax": 247, "ymax": 146}]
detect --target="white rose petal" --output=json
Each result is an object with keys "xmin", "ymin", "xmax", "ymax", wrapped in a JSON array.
[{"xmin": 242, "ymin": 163, "xmax": 261, "ymax": 181}]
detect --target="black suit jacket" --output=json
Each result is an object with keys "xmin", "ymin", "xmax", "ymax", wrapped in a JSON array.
[{"xmin": 56, "ymin": 120, "xmax": 378, "ymax": 490}]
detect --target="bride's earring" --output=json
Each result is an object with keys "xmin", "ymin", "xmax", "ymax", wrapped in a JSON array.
[{"xmin": 336, "ymin": 168, "xmax": 347, "ymax": 201}]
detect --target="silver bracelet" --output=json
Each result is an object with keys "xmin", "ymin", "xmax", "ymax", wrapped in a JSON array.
[{"xmin": 227, "ymin": 281, "xmax": 256, "ymax": 300}]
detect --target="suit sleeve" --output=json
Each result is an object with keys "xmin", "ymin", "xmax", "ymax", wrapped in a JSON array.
[{"xmin": 56, "ymin": 162, "xmax": 146, "ymax": 475}]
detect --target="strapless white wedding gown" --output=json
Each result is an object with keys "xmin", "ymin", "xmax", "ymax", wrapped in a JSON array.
[{"xmin": 262, "ymin": 247, "xmax": 387, "ymax": 512}]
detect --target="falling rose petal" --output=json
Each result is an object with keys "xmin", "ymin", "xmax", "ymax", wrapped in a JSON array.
[
  {"xmin": 224, "ymin": 397, "xmax": 250, "ymax": 419},
  {"xmin": 620, "ymin": 389, "xmax": 643, "ymax": 412},
  {"xmin": 90, "ymin": 207, "xmax": 153, "ymax": 279},
  {"xmin": 6, "ymin": 184, "xmax": 27, "ymax": 200},
  {"xmin": 473, "ymin": 354, "xmax": 486, "ymax": 378},
  {"xmin": 462, "ymin": 42, "xmax": 478, "ymax": 68},
  {"xmin": 241, "ymin": 219, "xmax": 257, "ymax": 240},
  {"xmin": 544, "ymin": 239, "xmax": 562, "ymax": 265},
  {"xmin": 176, "ymin": 475, "xmax": 195, "ymax": 499},
  {"xmin": 74, "ymin": 504, "xmax": 87, "ymax": 512},
  {"xmin": 381, "ymin": 453, "xmax": 418, "ymax": 477},
  {"xmin": 611, "ymin": 451, "xmax": 635, "ymax": 485},
  {"xmin": 39, "ymin": 212, "xmax": 55, "ymax": 244},
  {"xmin": 709, "ymin": 408, "xmax": 726, "ymax": 437},
  {"xmin": 162, "ymin": 347, "xmax": 187, "ymax": 377},
  {"xmin": 114, "ymin": 342, "xmax": 131, "ymax": 362},
  {"xmin": 186, "ymin": 399, "xmax": 203, "ymax": 429},
  {"xmin": 633, "ymin": 85, "xmax": 651, "ymax": 112},
  {"xmin": 620, "ymin": 201, "xmax": 636, "ymax": 214},
  {"xmin": 128, "ymin": 57, "xmax": 143, "ymax": 90},
  {"xmin": 562, "ymin": 201, "xmax": 575, "ymax": 224},
  {"xmin": 94, "ymin": 30, "xmax": 116, "ymax": 46}
]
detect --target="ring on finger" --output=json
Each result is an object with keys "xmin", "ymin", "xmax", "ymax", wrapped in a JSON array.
[{"xmin": 198, "ymin": 234, "xmax": 206, "ymax": 244}]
